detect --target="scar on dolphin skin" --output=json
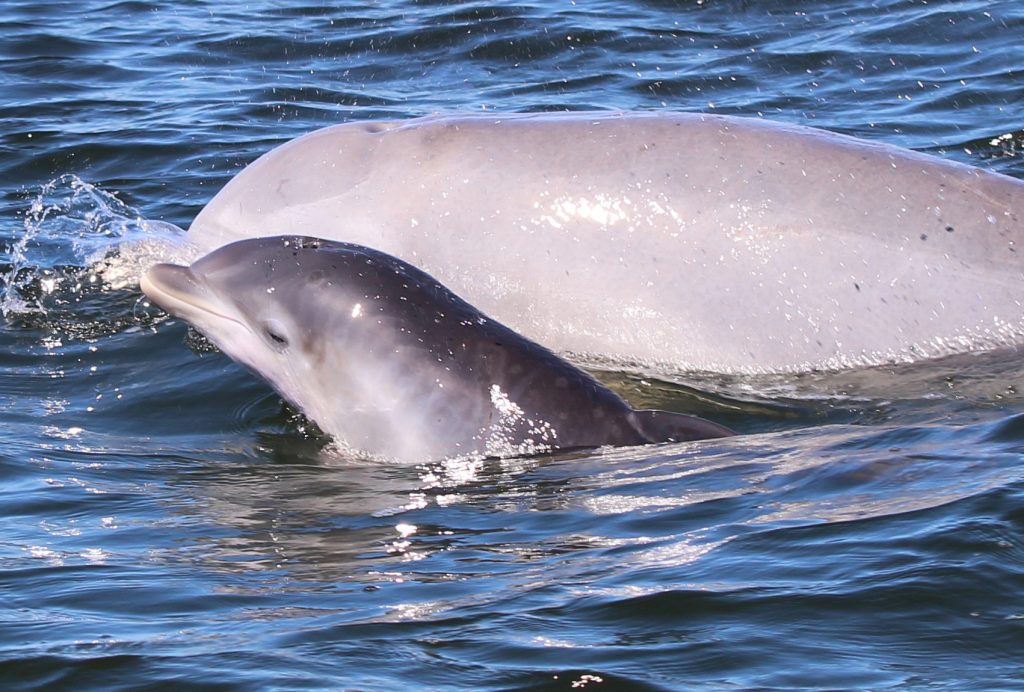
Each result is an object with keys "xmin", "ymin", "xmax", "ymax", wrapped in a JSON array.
[{"xmin": 141, "ymin": 236, "xmax": 734, "ymax": 462}]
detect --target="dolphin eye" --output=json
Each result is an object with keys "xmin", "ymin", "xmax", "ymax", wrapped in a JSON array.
[{"xmin": 261, "ymin": 320, "xmax": 290, "ymax": 350}]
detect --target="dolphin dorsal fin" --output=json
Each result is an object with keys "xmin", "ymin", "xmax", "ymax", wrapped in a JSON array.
[{"xmin": 629, "ymin": 409, "xmax": 734, "ymax": 444}]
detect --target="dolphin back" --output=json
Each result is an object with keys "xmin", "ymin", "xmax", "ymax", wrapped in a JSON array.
[
  {"xmin": 628, "ymin": 409, "xmax": 735, "ymax": 444},
  {"xmin": 186, "ymin": 112, "xmax": 1024, "ymax": 373}
]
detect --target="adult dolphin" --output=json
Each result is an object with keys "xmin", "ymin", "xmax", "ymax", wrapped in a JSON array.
[
  {"xmin": 141, "ymin": 236, "xmax": 734, "ymax": 462},
  {"xmin": 185, "ymin": 112, "xmax": 1024, "ymax": 373}
]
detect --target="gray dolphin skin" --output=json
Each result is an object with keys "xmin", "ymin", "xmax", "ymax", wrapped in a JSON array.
[
  {"xmin": 184, "ymin": 112, "xmax": 1024, "ymax": 374},
  {"xmin": 141, "ymin": 236, "xmax": 733, "ymax": 462}
]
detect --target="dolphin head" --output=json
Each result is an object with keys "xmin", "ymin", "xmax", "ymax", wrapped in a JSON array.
[{"xmin": 144, "ymin": 236, "xmax": 491, "ymax": 458}]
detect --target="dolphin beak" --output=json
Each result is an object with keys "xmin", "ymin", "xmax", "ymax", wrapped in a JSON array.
[{"xmin": 141, "ymin": 263, "xmax": 223, "ymax": 322}]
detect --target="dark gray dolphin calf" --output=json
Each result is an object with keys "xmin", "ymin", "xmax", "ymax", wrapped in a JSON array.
[{"xmin": 141, "ymin": 236, "xmax": 733, "ymax": 462}]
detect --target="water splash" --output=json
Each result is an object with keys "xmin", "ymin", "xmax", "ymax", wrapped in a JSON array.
[
  {"xmin": 479, "ymin": 384, "xmax": 558, "ymax": 458},
  {"xmin": 1, "ymin": 175, "xmax": 199, "ymax": 333}
]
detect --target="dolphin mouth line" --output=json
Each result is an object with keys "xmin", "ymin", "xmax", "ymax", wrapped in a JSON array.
[{"xmin": 140, "ymin": 263, "xmax": 245, "ymax": 328}]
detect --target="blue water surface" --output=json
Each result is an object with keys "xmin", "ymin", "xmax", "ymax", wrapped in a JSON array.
[{"xmin": 2, "ymin": 1, "xmax": 1024, "ymax": 689}]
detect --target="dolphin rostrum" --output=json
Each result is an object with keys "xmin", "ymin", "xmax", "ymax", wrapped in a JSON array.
[{"xmin": 141, "ymin": 236, "xmax": 733, "ymax": 462}]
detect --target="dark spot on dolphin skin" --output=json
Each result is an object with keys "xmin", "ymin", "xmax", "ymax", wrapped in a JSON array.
[
  {"xmin": 854, "ymin": 283, "xmax": 860, "ymax": 291},
  {"xmin": 946, "ymin": 225, "xmax": 955, "ymax": 232},
  {"xmin": 920, "ymin": 233, "xmax": 928, "ymax": 241}
]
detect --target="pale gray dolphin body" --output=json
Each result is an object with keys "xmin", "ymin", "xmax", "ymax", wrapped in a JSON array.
[
  {"xmin": 141, "ymin": 236, "xmax": 733, "ymax": 462},
  {"xmin": 184, "ymin": 112, "xmax": 1024, "ymax": 374}
]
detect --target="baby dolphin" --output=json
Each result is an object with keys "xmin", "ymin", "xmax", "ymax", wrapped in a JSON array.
[{"xmin": 140, "ymin": 236, "xmax": 733, "ymax": 461}]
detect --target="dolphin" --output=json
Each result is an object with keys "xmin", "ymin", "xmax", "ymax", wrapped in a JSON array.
[
  {"xmin": 140, "ymin": 236, "xmax": 733, "ymax": 462},
  {"xmin": 182, "ymin": 112, "xmax": 1024, "ymax": 374}
]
